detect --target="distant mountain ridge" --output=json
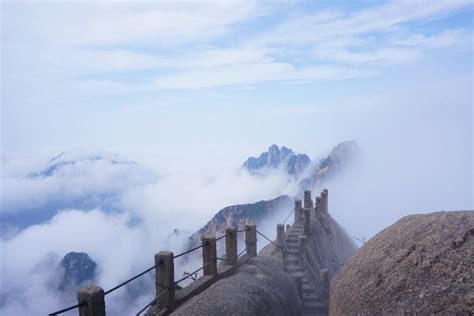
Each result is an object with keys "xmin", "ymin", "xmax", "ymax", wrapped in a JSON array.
[
  {"xmin": 1, "ymin": 150, "xmax": 157, "ymax": 233},
  {"xmin": 243, "ymin": 145, "xmax": 310, "ymax": 176},
  {"xmin": 27, "ymin": 150, "xmax": 138, "ymax": 178}
]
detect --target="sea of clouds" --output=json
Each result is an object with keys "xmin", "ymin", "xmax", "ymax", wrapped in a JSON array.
[
  {"xmin": 0, "ymin": 148, "xmax": 303, "ymax": 315},
  {"xmin": 0, "ymin": 128, "xmax": 472, "ymax": 315}
]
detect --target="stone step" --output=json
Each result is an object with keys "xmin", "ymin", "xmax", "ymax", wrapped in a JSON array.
[
  {"xmin": 285, "ymin": 258, "xmax": 298, "ymax": 264},
  {"xmin": 303, "ymin": 293, "xmax": 319, "ymax": 302},
  {"xmin": 291, "ymin": 231, "xmax": 304, "ymax": 235},
  {"xmin": 303, "ymin": 301, "xmax": 327, "ymax": 313},
  {"xmin": 303, "ymin": 283, "xmax": 316, "ymax": 291},
  {"xmin": 286, "ymin": 267, "xmax": 304, "ymax": 274}
]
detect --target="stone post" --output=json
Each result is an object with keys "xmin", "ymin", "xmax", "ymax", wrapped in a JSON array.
[
  {"xmin": 286, "ymin": 224, "xmax": 291, "ymax": 235},
  {"xmin": 295, "ymin": 275, "xmax": 303, "ymax": 298},
  {"xmin": 320, "ymin": 268, "xmax": 330, "ymax": 290},
  {"xmin": 294, "ymin": 199, "xmax": 302, "ymax": 223},
  {"xmin": 277, "ymin": 224, "xmax": 284, "ymax": 248},
  {"xmin": 320, "ymin": 268, "xmax": 330, "ymax": 302},
  {"xmin": 298, "ymin": 236, "xmax": 307, "ymax": 267},
  {"xmin": 315, "ymin": 197, "xmax": 321, "ymax": 213},
  {"xmin": 323, "ymin": 189, "xmax": 328, "ymax": 212},
  {"xmin": 245, "ymin": 224, "xmax": 257, "ymax": 257},
  {"xmin": 321, "ymin": 189, "xmax": 328, "ymax": 212},
  {"xmin": 304, "ymin": 190, "xmax": 313, "ymax": 209},
  {"xmin": 225, "ymin": 227, "xmax": 237, "ymax": 266},
  {"xmin": 155, "ymin": 251, "xmax": 175, "ymax": 310},
  {"xmin": 78, "ymin": 284, "xmax": 105, "ymax": 316},
  {"xmin": 202, "ymin": 235, "xmax": 217, "ymax": 276},
  {"xmin": 304, "ymin": 208, "xmax": 310, "ymax": 236}
]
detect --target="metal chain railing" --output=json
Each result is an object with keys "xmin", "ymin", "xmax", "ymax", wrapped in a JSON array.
[
  {"xmin": 282, "ymin": 207, "xmax": 295, "ymax": 226},
  {"xmin": 49, "ymin": 241, "xmax": 210, "ymax": 315},
  {"xmin": 135, "ymin": 288, "xmax": 170, "ymax": 316},
  {"xmin": 50, "ymin": 227, "xmax": 249, "ymax": 315},
  {"xmin": 48, "ymin": 301, "xmax": 87, "ymax": 316},
  {"xmin": 256, "ymin": 230, "xmax": 282, "ymax": 249},
  {"xmin": 134, "ymin": 228, "xmax": 246, "ymax": 315},
  {"xmin": 237, "ymin": 248, "xmax": 247, "ymax": 258},
  {"xmin": 300, "ymin": 254, "xmax": 329, "ymax": 294}
]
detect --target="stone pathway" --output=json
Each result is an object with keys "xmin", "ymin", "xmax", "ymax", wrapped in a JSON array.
[{"xmin": 284, "ymin": 222, "xmax": 327, "ymax": 316}]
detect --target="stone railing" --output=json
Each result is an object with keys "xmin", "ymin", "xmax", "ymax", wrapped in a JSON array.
[
  {"xmin": 49, "ymin": 225, "xmax": 258, "ymax": 316},
  {"xmin": 278, "ymin": 189, "xmax": 331, "ymax": 313}
]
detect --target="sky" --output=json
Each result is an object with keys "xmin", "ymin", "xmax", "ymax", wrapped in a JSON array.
[
  {"xmin": 1, "ymin": 0, "xmax": 472, "ymax": 162},
  {"xmin": 0, "ymin": 1, "xmax": 473, "ymax": 315}
]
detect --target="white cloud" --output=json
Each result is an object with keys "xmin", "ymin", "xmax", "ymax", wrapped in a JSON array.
[
  {"xmin": 0, "ymin": 146, "xmax": 309, "ymax": 315},
  {"xmin": 3, "ymin": 0, "xmax": 471, "ymax": 94},
  {"xmin": 0, "ymin": 150, "xmax": 157, "ymax": 216}
]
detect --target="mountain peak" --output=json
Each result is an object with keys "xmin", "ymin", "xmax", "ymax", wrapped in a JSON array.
[
  {"xmin": 300, "ymin": 140, "xmax": 359, "ymax": 190},
  {"xmin": 243, "ymin": 145, "xmax": 310, "ymax": 175},
  {"xmin": 58, "ymin": 252, "xmax": 97, "ymax": 292}
]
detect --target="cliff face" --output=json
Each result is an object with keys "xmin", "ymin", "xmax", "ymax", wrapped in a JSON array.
[
  {"xmin": 330, "ymin": 211, "xmax": 474, "ymax": 315},
  {"xmin": 189, "ymin": 195, "xmax": 292, "ymax": 247},
  {"xmin": 304, "ymin": 209, "xmax": 357, "ymax": 278}
]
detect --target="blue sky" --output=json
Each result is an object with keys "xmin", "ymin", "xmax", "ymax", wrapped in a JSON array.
[{"xmin": 1, "ymin": 0, "xmax": 473, "ymax": 167}]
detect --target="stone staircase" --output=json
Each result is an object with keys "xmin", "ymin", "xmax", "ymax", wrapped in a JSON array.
[{"xmin": 284, "ymin": 222, "xmax": 328, "ymax": 316}]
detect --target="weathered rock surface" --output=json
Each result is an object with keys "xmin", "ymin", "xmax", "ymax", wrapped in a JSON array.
[
  {"xmin": 189, "ymin": 195, "xmax": 292, "ymax": 247},
  {"xmin": 330, "ymin": 211, "xmax": 474, "ymax": 315},
  {"xmin": 171, "ymin": 256, "xmax": 303, "ymax": 316},
  {"xmin": 305, "ymin": 208, "xmax": 357, "ymax": 278}
]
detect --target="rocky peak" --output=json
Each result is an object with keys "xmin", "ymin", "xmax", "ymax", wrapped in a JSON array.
[
  {"xmin": 243, "ymin": 145, "xmax": 310, "ymax": 176},
  {"xmin": 300, "ymin": 141, "xmax": 359, "ymax": 190},
  {"xmin": 58, "ymin": 252, "xmax": 97, "ymax": 292}
]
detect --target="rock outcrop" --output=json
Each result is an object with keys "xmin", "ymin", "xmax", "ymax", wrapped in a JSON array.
[
  {"xmin": 330, "ymin": 211, "xmax": 474, "ymax": 315},
  {"xmin": 58, "ymin": 252, "xmax": 97, "ymax": 292},
  {"xmin": 189, "ymin": 195, "xmax": 292, "ymax": 247},
  {"xmin": 171, "ymin": 256, "xmax": 303, "ymax": 316}
]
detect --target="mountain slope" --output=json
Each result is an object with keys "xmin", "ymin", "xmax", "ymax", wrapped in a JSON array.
[
  {"xmin": 189, "ymin": 195, "xmax": 292, "ymax": 247},
  {"xmin": 300, "ymin": 141, "xmax": 358, "ymax": 190}
]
